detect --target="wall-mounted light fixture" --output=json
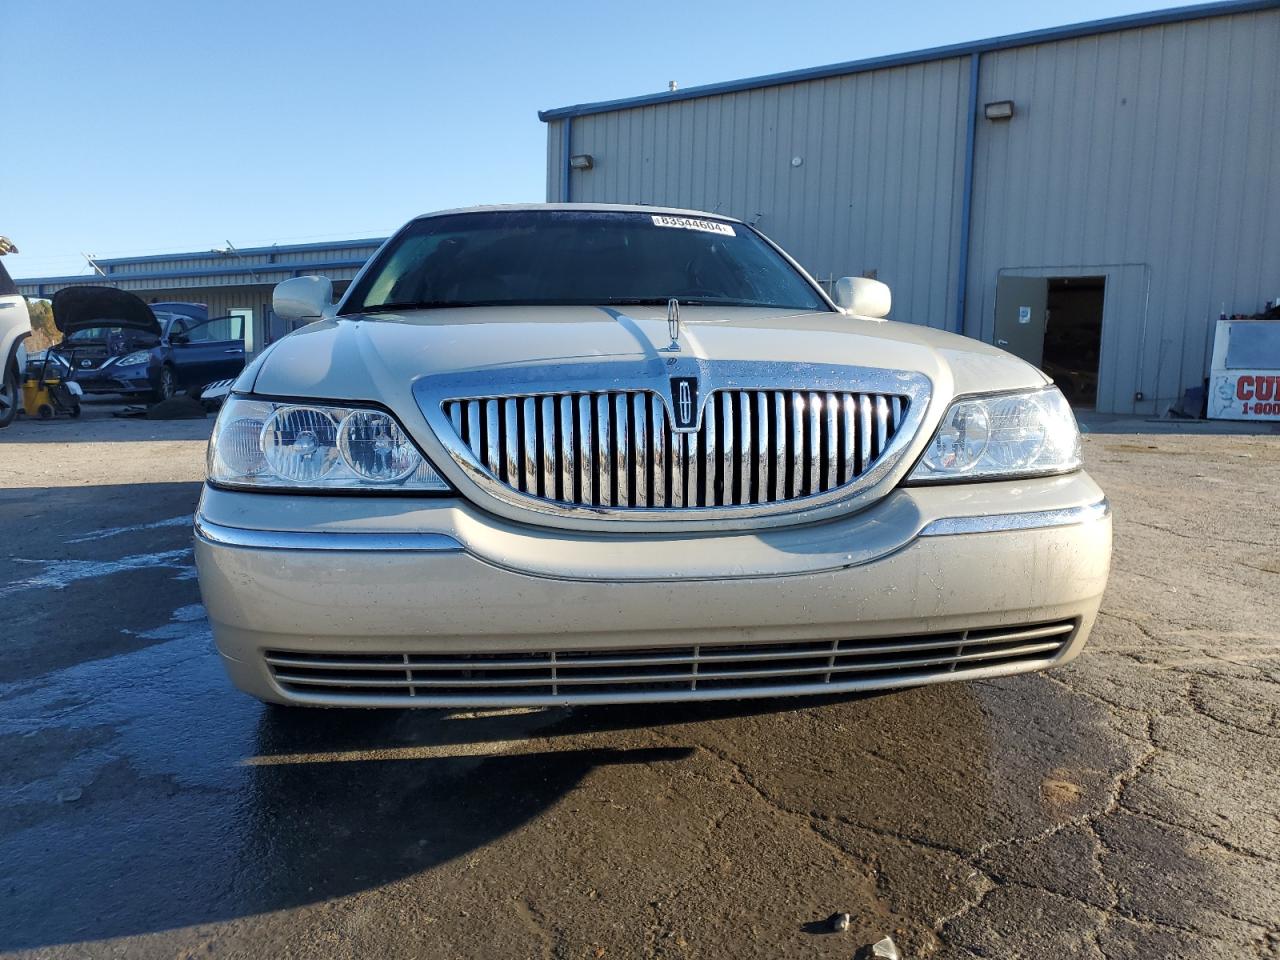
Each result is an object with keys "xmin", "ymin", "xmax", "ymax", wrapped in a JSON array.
[
  {"xmin": 983, "ymin": 100, "xmax": 1015, "ymax": 121},
  {"xmin": 569, "ymin": 154, "xmax": 594, "ymax": 170}
]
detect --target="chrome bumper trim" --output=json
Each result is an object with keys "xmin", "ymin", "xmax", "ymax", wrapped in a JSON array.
[
  {"xmin": 195, "ymin": 498, "xmax": 1107, "ymax": 558},
  {"xmin": 919, "ymin": 498, "xmax": 1110, "ymax": 537},
  {"xmin": 194, "ymin": 517, "xmax": 464, "ymax": 553}
]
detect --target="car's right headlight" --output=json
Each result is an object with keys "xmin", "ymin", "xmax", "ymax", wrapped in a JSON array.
[
  {"xmin": 207, "ymin": 395, "xmax": 452, "ymax": 493},
  {"xmin": 907, "ymin": 385, "xmax": 1082, "ymax": 483},
  {"xmin": 116, "ymin": 351, "xmax": 151, "ymax": 366}
]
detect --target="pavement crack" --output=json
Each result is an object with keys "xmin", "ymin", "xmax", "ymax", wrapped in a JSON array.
[
  {"xmin": 1113, "ymin": 801, "xmax": 1280, "ymax": 867},
  {"xmin": 1123, "ymin": 518, "xmax": 1275, "ymax": 547},
  {"xmin": 1185, "ymin": 679, "xmax": 1276, "ymax": 740},
  {"xmin": 652, "ymin": 729, "xmax": 902, "ymax": 929},
  {"xmin": 829, "ymin": 817, "xmax": 972, "ymax": 860},
  {"xmin": 1097, "ymin": 609, "xmax": 1166, "ymax": 644},
  {"xmin": 1104, "ymin": 713, "xmax": 1159, "ymax": 821},
  {"xmin": 1041, "ymin": 672, "xmax": 1161, "ymax": 738},
  {"xmin": 932, "ymin": 874, "xmax": 997, "ymax": 943}
]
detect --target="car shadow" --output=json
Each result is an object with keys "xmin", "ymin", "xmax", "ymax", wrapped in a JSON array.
[{"xmin": 1, "ymin": 696, "xmax": 696, "ymax": 950}]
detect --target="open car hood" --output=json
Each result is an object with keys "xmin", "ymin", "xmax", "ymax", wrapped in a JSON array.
[{"xmin": 52, "ymin": 286, "xmax": 161, "ymax": 336}]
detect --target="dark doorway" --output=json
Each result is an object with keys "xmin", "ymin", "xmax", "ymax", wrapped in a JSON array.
[{"xmin": 1042, "ymin": 276, "xmax": 1105, "ymax": 407}]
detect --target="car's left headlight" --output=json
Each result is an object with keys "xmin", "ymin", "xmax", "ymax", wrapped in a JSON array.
[
  {"xmin": 116, "ymin": 351, "xmax": 151, "ymax": 366},
  {"xmin": 207, "ymin": 395, "xmax": 452, "ymax": 492},
  {"xmin": 908, "ymin": 385, "xmax": 1082, "ymax": 483}
]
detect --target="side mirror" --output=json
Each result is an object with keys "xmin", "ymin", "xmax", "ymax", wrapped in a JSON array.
[
  {"xmin": 833, "ymin": 277, "xmax": 891, "ymax": 319},
  {"xmin": 169, "ymin": 331, "xmax": 189, "ymax": 345},
  {"xmin": 273, "ymin": 276, "xmax": 335, "ymax": 324}
]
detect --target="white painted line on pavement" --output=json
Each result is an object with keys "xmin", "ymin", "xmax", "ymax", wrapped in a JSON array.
[
  {"xmin": 66, "ymin": 515, "xmax": 192, "ymax": 544},
  {"xmin": 0, "ymin": 549, "xmax": 194, "ymax": 599}
]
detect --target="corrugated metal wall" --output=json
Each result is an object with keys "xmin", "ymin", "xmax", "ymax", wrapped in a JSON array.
[
  {"xmin": 546, "ymin": 118, "xmax": 567, "ymax": 203},
  {"xmin": 546, "ymin": 6, "xmax": 1280, "ymax": 414},
  {"xmin": 181, "ymin": 286, "xmax": 276, "ymax": 318},
  {"xmin": 175, "ymin": 281, "xmax": 348, "ymax": 318},
  {"xmin": 138, "ymin": 281, "xmax": 354, "ymax": 352},
  {"xmin": 552, "ymin": 59, "xmax": 972, "ymax": 332},
  {"xmin": 968, "ymin": 8, "xmax": 1280, "ymax": 413},
  {"xmin": 100, "ymin": 243, "xmax": 382, "ymax": 278},
  {"xmin": 78, "ymin": 266, "xmax": 367, "ymax": 292}
]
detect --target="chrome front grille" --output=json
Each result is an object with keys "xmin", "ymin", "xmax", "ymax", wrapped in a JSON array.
[
  {"xmin": 441, "ymin": 389, "xmax": 908, "ymax": 510},
  {"xmin": 265, "ymin": 620, "xmax": 1076, "ymax": 705}
]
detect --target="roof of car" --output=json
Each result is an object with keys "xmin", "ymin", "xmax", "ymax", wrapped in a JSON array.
[{"xmin": 410, "ymin": 203, "xmax": 741, "ymax": 223}]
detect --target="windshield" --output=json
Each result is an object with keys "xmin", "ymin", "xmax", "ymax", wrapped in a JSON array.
[
  {"xmin": 68, "ymin": 326, "xmax": 130, "ymax": 340},
  {"xmin": 341, "ymin": 210, "xmax": 829, "ymax": 314}
]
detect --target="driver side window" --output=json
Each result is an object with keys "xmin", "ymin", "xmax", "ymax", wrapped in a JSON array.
[{"xmin": 183, "ymin": 316, "xmax": 244, "ymax": 343}]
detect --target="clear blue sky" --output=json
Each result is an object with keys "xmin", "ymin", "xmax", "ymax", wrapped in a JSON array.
[{"xmin": 8, "ymin": 0, "xmax": 1179, "ymax": 279}]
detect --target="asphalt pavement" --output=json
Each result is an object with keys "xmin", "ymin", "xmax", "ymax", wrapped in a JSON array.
[{"xmin": 1, "ymin": 401, "xmax": 1277, "ymax": 959}]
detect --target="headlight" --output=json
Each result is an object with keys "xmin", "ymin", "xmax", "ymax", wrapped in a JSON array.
[
  {"xmin": 207, "ymin": 395, "xmax": 451, "ymax": 492},
  {"xmin": 116, "ymin": 351, "xmax": 151, "ymax": 366},
  {"xmin": 908, "ymin": 386, "xmax": 1081, "ymax": 482}
]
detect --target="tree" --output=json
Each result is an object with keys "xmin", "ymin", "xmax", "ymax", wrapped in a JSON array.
[{"xmin": 25, "ymin": 299, "xmax": 59, "ymax": 352}]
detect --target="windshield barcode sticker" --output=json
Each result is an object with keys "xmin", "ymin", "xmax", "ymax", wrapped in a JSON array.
[{"xmin": 651, "ymin": 215, "xmax": 735, "ymax": 236}]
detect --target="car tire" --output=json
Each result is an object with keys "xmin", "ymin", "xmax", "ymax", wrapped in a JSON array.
[
  {"xmin": 0, "ymin": 364, "xmax": 17, "ymax": 428},
  {"xmin": 154, "ymin": 365, "xmax": 177, "ymax": 403}
]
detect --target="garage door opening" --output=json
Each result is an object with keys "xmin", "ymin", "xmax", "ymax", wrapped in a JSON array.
[{"xmin": 1043, "ymin": 277, "xmax": 1105, "ymax": 407}]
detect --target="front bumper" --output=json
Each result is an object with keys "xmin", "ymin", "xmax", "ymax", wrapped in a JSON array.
[
  {"xmin": 72, "ymin": 364, "xmax": 152, "ymax": 394},
  {"xmin": 194, "ymin": 472, "xmax": 1112, "ymax": 707}
]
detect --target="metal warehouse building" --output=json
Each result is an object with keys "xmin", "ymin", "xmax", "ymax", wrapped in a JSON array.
[
  {"xmin": 16, "ymin": 238, "xmax": 385, "ymax": 353},
  {"xmin": 541, "ymin": 0, "xmax": 1280, "ymax": 414}
]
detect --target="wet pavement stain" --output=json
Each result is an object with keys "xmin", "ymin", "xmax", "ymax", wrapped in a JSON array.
[{"xmin": 0, "ymin": 419, "xmax": 1277, "ymax": 958}]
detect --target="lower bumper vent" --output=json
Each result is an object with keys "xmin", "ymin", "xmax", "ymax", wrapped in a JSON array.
[{"xmin": 264, "ymin": 620, "xmax": 1076, "ymax": 705}]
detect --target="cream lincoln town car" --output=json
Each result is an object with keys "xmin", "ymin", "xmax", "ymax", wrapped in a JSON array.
[{"xmin": 193, "ymin": 204, "xmax": 1111, "ymax": 708}]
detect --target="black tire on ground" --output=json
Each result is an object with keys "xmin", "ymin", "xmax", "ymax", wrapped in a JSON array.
[
  {"xmin": 0, "ymin": 364, "xmax": 16, "ymax": 428},
  {"xmin": 69, "ymin": 403, "xmax": 81, "ymax": 418},
  {"xmin": 154, "ymin": 365, "xmax": 177, "ymax": 403},
  {"xmin": 37, "ymin": 403, "xmax": 54, "ymax": 420}
]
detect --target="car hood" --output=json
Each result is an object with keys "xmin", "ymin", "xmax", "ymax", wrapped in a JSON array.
[
  {"xmin": 52, "ymin": 286, "xmax": 162, "ymax": 337},
  {"xmin": 245, "ymin": 304, "xmax": 1047, "ymax": 402}
]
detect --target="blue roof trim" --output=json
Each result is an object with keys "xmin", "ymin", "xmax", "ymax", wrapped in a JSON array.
[
  {"xmin": 538, "ymin": 0, "xmax": 1279, "ymax": 120},
  {"xmin": 89, "ymin": 237, "xmax": 388, "ymax": 268},
  {"xmin": 16, "ymin": 257, "xmax": 371, "ymax": 289}
]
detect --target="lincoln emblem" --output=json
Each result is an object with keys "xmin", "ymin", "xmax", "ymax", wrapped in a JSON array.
[
  {"xmin": 669, "ymin": 376, "xmax": 699, "ymax": 430},
  {"xmin": 667, "ymin": 297, "xmax": 680, "ymax": 349}
]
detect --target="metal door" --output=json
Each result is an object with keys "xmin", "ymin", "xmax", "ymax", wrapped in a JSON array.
[
  {"xmin": 994, "ymin": 276, "xmax": 1049, "ymax": 367},
  {"xmin": 172, "ymin": 315, "xmax": 246, "ymax": 388}
]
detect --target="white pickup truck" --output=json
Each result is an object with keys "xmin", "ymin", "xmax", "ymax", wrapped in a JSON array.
[{"xmin": 0, "ymin": 236, "xmax": 32, "ymax": 428}]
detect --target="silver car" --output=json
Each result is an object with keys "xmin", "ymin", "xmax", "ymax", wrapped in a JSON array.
[{"xmin": 194, "ymin": 205, "xmax": 1111, "ymax": 708}]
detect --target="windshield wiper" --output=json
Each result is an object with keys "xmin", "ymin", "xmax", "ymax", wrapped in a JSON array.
[{"xmin": 604, "ymin": 297, "xmax": 711, "ymax": 306}]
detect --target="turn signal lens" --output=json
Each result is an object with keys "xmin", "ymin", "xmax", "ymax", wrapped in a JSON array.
[
  {"xmin": 207, "ymin": 396, "xmax": 451, "ymax": 492},
  {"xmin": 909, "ymin": 386, "xmax": 1081, "ymax": 482},
  {"xmin": 209, "ymin": 400, "xmax": 270, "ymax": 479}
]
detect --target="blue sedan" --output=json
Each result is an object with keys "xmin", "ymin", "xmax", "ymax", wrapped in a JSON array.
[{"xmin": 52, "ymin": 288, "xmax": 246, "ymax": 401}]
